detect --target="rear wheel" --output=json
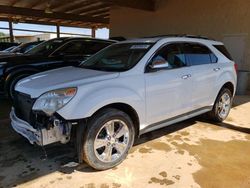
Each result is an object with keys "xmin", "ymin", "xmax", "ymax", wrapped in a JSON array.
[
  {"xmin": 209, "ymin": 88, "xmax": 233, "ymax": 122},
  {"xmin": 78, "ymin": 108, "xmax": 135, "ymax": 170}
]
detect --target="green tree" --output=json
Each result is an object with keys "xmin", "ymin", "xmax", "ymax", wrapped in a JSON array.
[{"xmin": 0, "ymin": 32, "xmax": 6, "ymax": 37}]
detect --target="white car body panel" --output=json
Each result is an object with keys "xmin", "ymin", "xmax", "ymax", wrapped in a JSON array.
[
  {"xmin": 144, "ymin": 66, "xmax": 193, "ymax": 125},
  {"xmin": 14, "ymin": 37, "xmax": 237, "ymax": 137},
  {"xmin": 15, "ymin": 66, "xmax": 119, "ymax": 98},
  {"xmin": 57, "ymin": 73, "xmax": 147, "ymax": 125}
]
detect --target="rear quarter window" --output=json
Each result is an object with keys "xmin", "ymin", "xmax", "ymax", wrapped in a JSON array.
[{"xmin": 213, "ymin": 45, "xmax": 233, "ymax": 60}]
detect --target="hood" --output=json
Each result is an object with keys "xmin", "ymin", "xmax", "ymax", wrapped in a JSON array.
[{"xmin": 15, "ymin": 66, "xmax": 119, "ymax": 98}]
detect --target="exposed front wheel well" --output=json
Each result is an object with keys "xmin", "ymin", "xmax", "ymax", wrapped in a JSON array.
[{"xmin": 91, "ymin": 103, "xmax": 140, "ymax": 138}]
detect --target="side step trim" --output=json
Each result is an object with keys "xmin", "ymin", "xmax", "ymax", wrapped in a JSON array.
[{"xmin": 140, "ymin": 106, "xmax": 212, "ymax": 135}]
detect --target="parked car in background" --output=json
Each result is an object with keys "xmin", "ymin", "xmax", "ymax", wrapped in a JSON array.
[
  {"xmin": 0, "ymin": 37, "xmax": 115, "ymax": 98},
  {"xmin": 1, "ymin": 41, "xmax": 44, "ymax": 54},
  {"xmin": 11, "ymin": 35, "xmax": 237, "ymax": 170},
  {"xmin": 0, "ymin": 42, "xmax": 19, "ymax": 51},
  {"xmin": 1, "ymin": 45, "xmax": 17, "ymax": 52},
  {"xmin": 0, "ymin": 41, "xmax": 44, "ymax": 56}
]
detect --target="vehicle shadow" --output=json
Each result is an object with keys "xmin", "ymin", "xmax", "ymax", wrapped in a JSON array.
[
  {"xmin": 134, "ymin": 119, "xmax": 197, "ymax": 146},
  {"xmin": 233, "ymin": 95, "xmax": 250, "ymax": 107},
  {"xmin": 0, "ymin": 117, "xmax": 197, "ymax": 187},
  {"xmin": 202, "ymin": 119, "xmax": 250, "ymax": 134},
  {"xmin": 1, "ymin": 116, "xmax": 250, "ymax": 187},
  {"xmin": 0, "ymin": 97, "xmax": 11, "ymax": 120}
]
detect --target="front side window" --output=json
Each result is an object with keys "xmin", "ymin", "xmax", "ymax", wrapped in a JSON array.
[
  {"xmin": 183, "ymin": 43, "xmax": 217, "ymax": 65},
  {"xmin": 79, "ymin": 43, "xmax": 153, "ymax": 72},
  {"xmin": 25, "ymin": 38, "xmax": 65, "ymax": 56},
  {"xmin": 149, "ymin": 43, "xmax": 187, "ymax": 70}
]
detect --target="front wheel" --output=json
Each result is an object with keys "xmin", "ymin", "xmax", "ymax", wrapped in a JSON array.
[
  {"xmin": 78, "ymin": 108, "xmax": 135, "ymax": 170},
  {"xmin": 208, "ymin": 88, "xmax": 233, "ymax": 122}
]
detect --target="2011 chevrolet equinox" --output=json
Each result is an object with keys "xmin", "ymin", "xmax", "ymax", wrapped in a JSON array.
[{"xmin": 10, "ymin": 36, "xmax": 237, "ymax": 170}]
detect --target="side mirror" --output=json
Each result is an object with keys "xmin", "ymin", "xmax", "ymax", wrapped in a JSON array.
[{"xmin": 149, "ymin": 59, "xmax": 169, "ymax": 69}]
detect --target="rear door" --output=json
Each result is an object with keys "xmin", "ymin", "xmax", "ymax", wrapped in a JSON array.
[
  {"xmin": 144, "ymin": 43, "xmax": 193, "ymax": 125},
  {"xmin": 182, "ymin": 42, "xmax": 219, "ymax": 109}
]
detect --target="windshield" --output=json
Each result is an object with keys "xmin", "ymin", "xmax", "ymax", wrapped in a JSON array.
[
  {"xmin": 79, "ymin": 43, "xmax": 153, "ymax": 72},
  {"xmin": 25, "ymin": 39, "xmax": 65, "ymax": 56}
]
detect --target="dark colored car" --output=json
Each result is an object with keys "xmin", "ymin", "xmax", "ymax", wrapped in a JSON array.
[
  {"xmin": 0, "ymin": 37, "xmax": 115, "ymax": 98},
  {"xmin": 1, "ymin": 46, "xmax": 17, "ymax": 52},
  {"xmin": 0, "ymin": 41, "xmax": 44, "ymax": 57},
  {"xmin": 11, "ymin": 41, "xmax": 44, "ymax": 53},
  {"xmin": 0, "ymin": 42, "xmax": 19, "ymax": 51}
]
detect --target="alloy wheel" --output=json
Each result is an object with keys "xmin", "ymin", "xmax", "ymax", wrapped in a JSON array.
[{"xmin": 94, "ymin": 119, "xmax": 130, "ymax": 163}]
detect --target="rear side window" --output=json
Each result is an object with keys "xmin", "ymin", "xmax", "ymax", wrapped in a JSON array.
[
  {"xmin": 213, "ymin": 45, "xmax": 233, "ymax": 60},
  {"xmin": 183, "ymin": 43, "xmax": 217, "ymax": 65},
  {"xmin": 53, "ymin": 41, "xmax": 84, "ymax": 55}
]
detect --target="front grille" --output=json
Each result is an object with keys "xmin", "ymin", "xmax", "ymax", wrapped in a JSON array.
[{"xmin": 13, "ymin": 91, "xmax": 36, "ymax": 125}]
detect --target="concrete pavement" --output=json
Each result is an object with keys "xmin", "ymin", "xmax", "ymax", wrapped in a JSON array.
[{"xmin": 0, "ymin": 96, "xmax": 250, "ymax": 188}]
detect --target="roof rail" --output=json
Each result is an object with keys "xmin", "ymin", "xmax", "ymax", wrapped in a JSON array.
[{"xmin": 143, "ymin": 34, "xmax": 215, "ymax": 40}]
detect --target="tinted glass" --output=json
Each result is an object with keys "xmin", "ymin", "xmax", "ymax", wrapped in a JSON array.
[
  {"xmin": 53, "ymin": 41, "xmax": 112, "ymax": 56},
  {"xmin": 80, "ymin": 43, "xmax": 153, "ymax": 72},
  {"xmin": 84, "ymin": 42, "xmax": 112, "ymax": 55},
  {"xmin": 26, "ymin": 38, "xmax": 65, "ymax": 56},
  {"xmin": 151, "ymin": 43, "xmax": 186, "ymax": 69},
  {"xmin": 54, "ymin": 41, "xmax": 83, "ymax": 55},
  {"xmin": 214, "ymin": 45, "xmax": 233, "ymax": 60},
  {"xmin": 22, "ymin": 44, "xmax": 38, "ymax": 53},
  {"xmin": 183, "ymin": 43, "xmax": 217, "ymax": 65}
]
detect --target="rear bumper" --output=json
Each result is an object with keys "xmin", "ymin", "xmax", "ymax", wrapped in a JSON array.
[{"xmin": 10, "ymin": 108, "xmax": 41, "ymax": 145}]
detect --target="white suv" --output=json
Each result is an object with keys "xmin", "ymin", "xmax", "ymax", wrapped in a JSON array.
[{"xmin": 11, "ymin": 36, "xmax": 237, "ymax": 170}]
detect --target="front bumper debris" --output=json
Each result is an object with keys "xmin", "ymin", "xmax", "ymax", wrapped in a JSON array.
[
  {"xmin": 10, "ymin": 108, "xmax": 72, "ymax": 146},
  {"xmin": 10, "ymin": 107, "xmax": 41, "ymax": 145}
]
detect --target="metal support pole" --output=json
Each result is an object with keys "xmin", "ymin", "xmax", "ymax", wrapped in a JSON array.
[
  {"xmin": 56, "ymin": 24, "xmax": 60, "ymax": 38},
  {"xmin": 91, "ymin": 27, "xmax": 96, "ymax": 38},
  {"xmin": 8, "ymin": 20, "xmax": 14, "ymax": 42}
]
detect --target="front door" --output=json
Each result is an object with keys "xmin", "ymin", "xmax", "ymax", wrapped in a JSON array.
[{"xmin": 144, "ymin": 43, "xmax": 193, "ymax": 125}]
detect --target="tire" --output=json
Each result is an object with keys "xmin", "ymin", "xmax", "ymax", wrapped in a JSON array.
[
  {"xmin": 77, "ymin": 108, "xmax": 135, "ymax": 170},
  {"xmin": 7, "ymin": 74, "xmax": 30, "ymax": 100},
  {"xmin": 208, "ymin": 88, "xmax": 233, "ymax": 122}
]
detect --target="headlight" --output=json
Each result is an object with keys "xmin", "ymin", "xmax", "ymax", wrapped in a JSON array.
[{"xmin": 32, "ymin": 87, "xmax": 77, "ymax": 116}]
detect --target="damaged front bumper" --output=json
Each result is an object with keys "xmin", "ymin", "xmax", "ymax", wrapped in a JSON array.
[
  {"xmin": 10, "ymin": 108, "xmax": 41, "ymax": 145},
  {"xmin": 10, "ymin": 108, "xmax": 72, "ymax": 146}
]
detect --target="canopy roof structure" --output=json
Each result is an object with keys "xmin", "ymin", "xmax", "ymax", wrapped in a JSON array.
[{"xmin": 0, "ymin": 0, "xmax": 156, "ymax": 28}]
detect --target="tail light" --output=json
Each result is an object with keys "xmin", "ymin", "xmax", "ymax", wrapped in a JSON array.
[{"xmin": 234, "ymin": 63, "xmax": 238, "ymax": 74}]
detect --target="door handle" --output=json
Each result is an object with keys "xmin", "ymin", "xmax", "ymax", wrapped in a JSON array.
[
  {"xmin": 213, "ymin": 68, "xmax": 221, "ymax": 72},
  {"xmin": 181, "ymin": 74, "xmax": 191, "ymax": 79}
]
